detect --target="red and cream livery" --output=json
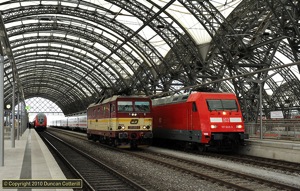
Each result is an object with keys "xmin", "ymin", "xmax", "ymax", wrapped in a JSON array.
[
  {"xmin": 152, "ymin": 92, "xmax": 248, "ymax": 151},
  {"xmin": 87, "ymin": 95, "xmax": 153, "ymax": 148}
]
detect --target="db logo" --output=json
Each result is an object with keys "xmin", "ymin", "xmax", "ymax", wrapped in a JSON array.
[
  {"xmin": 223, "ymin": 118, "xmax": 230, "ymax": 122},
  {"xmin": 130, "ymin": 119, "xmax": 139, "ymax": 124}
]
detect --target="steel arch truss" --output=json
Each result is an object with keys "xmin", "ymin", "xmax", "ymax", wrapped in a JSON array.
[{"xmin": 0, "ymin": 0, "xmax": 300, "ymax": 119}]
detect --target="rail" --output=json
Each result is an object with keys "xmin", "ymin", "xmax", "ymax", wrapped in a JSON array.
[{"xmin": 245, "ymin": 119, "xmax": 300, "ymax": 140}]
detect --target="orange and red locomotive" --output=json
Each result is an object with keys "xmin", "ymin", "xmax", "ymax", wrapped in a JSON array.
[
  {"xmin": 87, "ymin": 95, "xmax": 153, "ymax": 148},
  {"xmin": 152, "ymin": 92, "xmax": 248, "ymax": 151}
]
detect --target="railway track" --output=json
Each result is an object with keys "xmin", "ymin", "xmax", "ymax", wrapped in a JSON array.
[
  {"xmin": 46, "ymin": 128, "xmax": 300, "ymax": 190},
  {"xmin": 202, "ymin": 152, "xmax": 300, "ymax": 175},
  {"xmin": 50, "ymin": 128, "xmax": 300, "ymax": 175},
  {"xmin": 39, "ymin": 131, "xmax": 148, "ymax": 191},
  {"xmin": 126, "ymin": 150, "xmax": 300, "ymax": 191}
]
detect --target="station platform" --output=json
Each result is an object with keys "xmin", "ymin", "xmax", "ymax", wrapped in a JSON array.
[
  {"xmin": 0, "ymin": 128, "xmax": 73, "ymax": 191},
  {"xmin": 240, "ymin": 138, "xmax": 300, "ymax": 163}
]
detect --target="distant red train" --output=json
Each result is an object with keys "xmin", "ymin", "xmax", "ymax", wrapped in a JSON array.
[
  {"xmin": 152, "ymin": 92, "xmax": 249, "ymax": 151},
  {"xmin": 33, "ymin": 113, "xmax": 47, "ymax": 131}
]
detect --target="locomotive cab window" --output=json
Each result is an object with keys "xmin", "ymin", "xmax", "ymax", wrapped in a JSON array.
[
  {"xmin": 117, "ymin": 101, "xmax": 133, "ymax": 112},
  {"xmin": 192, "ymin": 102, "xmax": 197, "ymax": 112},
  {"xmin": 207, "ymin": 99, "xmax": 238, "ymax": 111},
  {"xmin": 135, "ymin": 101, "xmax": 150, "ymax": 112}
]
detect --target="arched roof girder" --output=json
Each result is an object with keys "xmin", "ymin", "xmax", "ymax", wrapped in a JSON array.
[
  {"xmin": 22, "ymin": 79, "xmax": 77, "ymax": 105},
  {"xmin": 1, "ymin": 0, "xmax": 299, "ymax": 120},
  {"xmin": 12, "ymin": 46, "xmax": 110, "ymax": 93},
  {"xmin": 14, "ymin": 61, "xmax": 95, "ymax": 97},
  {"xmin": 177, "ymin": 0, "xmax": 264, "ymax": 105},
  {"xmin": 25, "ymin": 93, "xmax": 65, "ymax": 111},
  {"xmin": 2, "ymin": 4, "xmax": 168, "ymax": 89},
  {"xmin": 2, "ymin": 54, "xmax": 97, "ymax": 100},
  {"xmin": 265, "ymin": 80, "xmax": 300, "ymax": 118},
  {"xmin": 10, "ymin": 36, "xmax": 118, "ymax": 88},
  {"xmin": 107, "ymin": 0, "xmax": 204, "ymax": 86},
  {"xmin": 11, "ymin": 37, "xmax": 154, "ymax": 96},
  {"xmin": 266, "ymin": 0, "xmax": 300, "ymax": 70},
  {"xmin": 224, "ymin": 0, "xmax": 300, "ymax": 121},
  {"xmin": 9, "ymin": 15, "xmax": 140, "ymax": 81},
  {"xmin": 0, "ymin": 0, "xmax": 116, "ymax": 14},
  {"xmin": 24, "ymin": 89, "xmax": 81, "ymax": 113},
  {"xmin": 5, "ymin": 20, "xmax": 163, "ymax": 95},
  {"xmin": 20, "ymin": 76, "xmax": 86, "ymax": 109},
  {"xmin": 10, "ymin": 69, "xmax": 89, "ymax": 102},
  {"xmin": 13, "ymin": 66, "xmax": 99, "ymax": 111},
  {"xmin": 18, "ymin": 60, "xmax": 97, "ymax": 95},
  {"xmin": 2, "ymin": 0, "xmax": 208, "ymax": 99},
  {"xmin": 178, "ymin": 0, "xmax": 247, "ymax": 66},
  {"xmin": 12, "ymin": 54, "xmax": 106, "ymax": 91},
  {"xmin": 173, "ymin": 2, "xmax": 256, "ymax": 108},
  {"xmin": 6, "ymin": 23, "xmax": 131, "ymax": 88}
]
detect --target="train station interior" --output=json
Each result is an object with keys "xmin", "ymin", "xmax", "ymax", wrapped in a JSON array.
[{"xmin": 0, "ymin": 0, "xmax": 300, "ymax": 190}]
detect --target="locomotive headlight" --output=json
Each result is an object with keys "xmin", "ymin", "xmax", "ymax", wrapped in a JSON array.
[
  {"xmin": 146, "ymin": 125, "xmax": 151, "ymax": 129},
  {"xmin": 211, "ymin": 125, "xmax": 217, "ymax": 129},
  {"xmin": 222, "ymin": 111, "xmax": 227, "ymax": 115},
  {"xmin": 142, "ymin": 125, "xmax": 146, "ymax": 129},
  {"xmin": 236, "ymin": 124, "xmax": 243, "ymax": 128},
  {"xmin": 118, "ymin": 125, "xmax": 125, "ymax": 130}
]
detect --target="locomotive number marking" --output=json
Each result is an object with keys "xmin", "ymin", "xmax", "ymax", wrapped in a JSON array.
[
  {"xmin": 130, "ymin": 119, "xmax": 139, "ymax": 124},
  {"xmin": 128, "ymin": 126, "xmax": 140, "ymax": 129}
]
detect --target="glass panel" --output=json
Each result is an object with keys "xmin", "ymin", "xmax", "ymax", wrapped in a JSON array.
[
  {"xmin": 207, "ymin": 100, "xmax": 223, "ymax": 110},
  {"xmin": 117, "ymin": 101, "xmax": 133, "ymax": 112},
  {"xmin": 135, "ymin": 101, "xmax": 150, "ymax": 112},
  {"xmin": 222, "ymin": 100, "xmax": 238, "ymax": 110},
  {"xmin": 207, "ymin": 100, "xmax": 238, "ymax": 111}
]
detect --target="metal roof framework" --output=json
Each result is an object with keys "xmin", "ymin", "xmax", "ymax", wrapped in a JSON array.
[{"xmin": 0, "ymin": 0, "xmax": 299, "ymax": 121}]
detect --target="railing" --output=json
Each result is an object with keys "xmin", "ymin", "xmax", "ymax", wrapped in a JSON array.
[{"xmin": 245, "ymin": 119, "xmax": 300, "ymax": 141}]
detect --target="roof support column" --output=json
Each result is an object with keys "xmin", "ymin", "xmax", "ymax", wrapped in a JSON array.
[
  {"xmin": 11, "ymin": 82, "xmax": 15, "ymax": 148},
  {"xmin": 17, "ymin": 93, "xmax": 19, "ymax": 140},
  {"xmin": 0, "ymin": 55, "xmax": 4, "ymax": 166}
]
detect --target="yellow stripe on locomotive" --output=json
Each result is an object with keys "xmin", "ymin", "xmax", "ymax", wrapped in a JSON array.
[{"xmin": 88, "ymin": 118, "xmax": 152, "ymax": 131}]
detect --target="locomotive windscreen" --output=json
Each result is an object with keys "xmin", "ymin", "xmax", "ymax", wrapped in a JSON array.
[
  {"xmin": 117, "ymin": 101, "xmax": 150, "ymax": 112},
  {"xmin": 135, "ymin": 101, "xmax": 150, "ymax": 112},
  {"xmin": 206, "ymin": 99, "xmax": 238, "ymax": 111},
  {"xmin": 118, "ymin": 101, "xmax": 133, "ymax": 112}
]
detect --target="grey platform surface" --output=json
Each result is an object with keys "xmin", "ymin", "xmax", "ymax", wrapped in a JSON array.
[
  {"xmin": 241, "ymin": 138, "xmax": 300, "ymax": 163},
  {"xmin": 0, "ymin": 128, "xmax": 73, "ymax": 191}
]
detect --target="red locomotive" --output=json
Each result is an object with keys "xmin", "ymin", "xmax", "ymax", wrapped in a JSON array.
[
  {"xmin": 87, "ymin": 95, "xmax": 153, "ymax": 148},
  {"xmin": 33, "ymin": 113, "xmax": 47, "ymax": 131},
  {"xmin": 152, "ymin": 92, "xmax": 248, "ymax": 151}
]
